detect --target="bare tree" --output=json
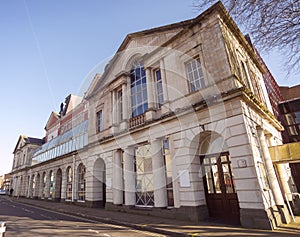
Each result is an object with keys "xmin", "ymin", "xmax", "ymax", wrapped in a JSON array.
[{"xmin": 194, "ymin": 0, "xmax": 300, "ymax": 76}]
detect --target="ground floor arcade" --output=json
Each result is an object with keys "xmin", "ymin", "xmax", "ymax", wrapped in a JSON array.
[{"xmin": 11, "ymin": 100, "xmax": 293, "ymax": 230}]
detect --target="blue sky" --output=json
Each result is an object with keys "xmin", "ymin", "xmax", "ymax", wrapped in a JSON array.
[{"xmin": 0, "ymin": 1, "xmax": 299, "ymax": 176}]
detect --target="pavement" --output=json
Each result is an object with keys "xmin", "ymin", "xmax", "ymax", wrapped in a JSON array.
[{"xmin": 5, "ymin": 196, "xmax": 300, "ymax": 236}]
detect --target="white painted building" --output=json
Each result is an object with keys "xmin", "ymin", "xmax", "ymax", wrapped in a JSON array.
[{"xmin": 10, "ymin": 2, "xmax": 293, "ymax": 230}]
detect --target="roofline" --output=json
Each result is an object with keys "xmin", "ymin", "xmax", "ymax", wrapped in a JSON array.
[
  {"xmin": 13, "ymin": 135, "xmax": 44, "ymax": 154},
  {"xmin": 88, "ymin": 1, "xmax": 264, "ymax": 98}
]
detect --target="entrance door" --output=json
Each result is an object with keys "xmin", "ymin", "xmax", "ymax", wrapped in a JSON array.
[{"xmin": 201, "ymin": 152, "xmax": 240, "ymax": 224}]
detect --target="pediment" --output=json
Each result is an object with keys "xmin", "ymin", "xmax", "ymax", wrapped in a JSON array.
[
  {"xmin": 13, "ymin": 135, "xmax": 26, "ymax": 154},
  {"xmin": 44, "ymin": 112, "xmax": 60, "ymax": 130},
  {"xmin": 86, "ymin": 1, "xmax": 228, "ymax": 99},
  {"xmin": 86, "ymin": 26, "xmax": 186, "ymax": 98}
]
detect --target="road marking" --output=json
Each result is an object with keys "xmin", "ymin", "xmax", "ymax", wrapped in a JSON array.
[
  {"xmin": 40, "ymin": 214, "xmax": 51, "ymax": 219},
  {"xmin": 5, "ymin": 199, "xmax": 167, "ymax": 236},
  {"xmin": 88, "ymin": 229, "xmax": 100, "ymax": 234},
  {"xmin": 23, "ymin": 208, "xmax": 34, "ymax": 213}
]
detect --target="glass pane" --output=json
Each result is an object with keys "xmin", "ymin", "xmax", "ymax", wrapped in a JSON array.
[
  {"xmin": 212, "ymin": 164, "xmax": 221, "ymax": 193},
  {"xmin": 205, "ymin": 166, "xmax": 214, "ymax": 194},
  {"xmin": 221, "ymin": 155, "xmax": 227, "ymax": 162},
  {"xmin": 211, "ymin": 157, "xmax": 217, "ymax": 164},
  {"xmin": 203, "ymin": 157, "xmax": 210, "ymax": 164},
  {"xmin": 222, "ymin": 164, "xmax": 233, "ymax": 193},
  {"xmin": 155, "ymin": 70, "xmax": 161, "ymax": 81},
  {"xmin": 143, "ymin": 158, "xmax": 152, "ymax": 172},
  {"xmin": 135, "ymin": 144, "xmax": 154, "ymax": 206}
]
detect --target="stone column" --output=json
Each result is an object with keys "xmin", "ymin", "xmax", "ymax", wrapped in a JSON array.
[
  {"xmin": 276, "ymin": 163, "xmax": 293, "ymax": 201},
  {"xmin": 123, "ymin": 147, "xmax": 135, "ymax": 206},
  {"xmin": 113, "ymin": 150, "xmax": 124, "ymax": 205},
  {"xmin": 257, "ymin": 129, "xmax": 284, "ymax": 205},
  {"xmin": 112, "ymin": 90, "xmax": 117, "ymax": 126},
  {"xmin": 160, "ymin": 59, "xmax": 169, "ymax": 102},
  {"xmin": 151, "ymin": 139, "xmax": 168, "ymax": 207},
  {"xmin": 28, "ymin": 174, "xmax": 32, "ymax": 198},
  {"xmin": 38, "ymin": 175, "xmax": 43, "ymax": 198},
  {"xmin": 45, "ymin": 172, "xmax": 50, "ymax": 199},
  {"xmin": 25, "ymin": 175, "xmax": 31, "ymax": 198},
  {"xmin": 145, "ymin": 68, "xmax": 155, "ymax": 109},
  {"xmin": 122, "ymin": 83, "xmax": 128, "ymax": 120},
  {"xmin": 61, "ymin": 168, "xmax": 67, "ymax": 200}
]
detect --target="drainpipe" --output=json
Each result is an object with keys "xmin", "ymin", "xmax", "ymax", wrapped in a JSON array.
[{"xmin": 72, "ymin": 154, "xmax": 75, "ymax": 202}]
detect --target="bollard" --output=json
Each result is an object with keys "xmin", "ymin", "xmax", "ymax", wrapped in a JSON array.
[{"xmin": 0, "ymin": 222, "xmax": 6, "ymax": 237}]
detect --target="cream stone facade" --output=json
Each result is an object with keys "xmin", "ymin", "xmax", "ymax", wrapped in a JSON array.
[{"xmin": 10, "ymin": 2, "xmax": 294, "ymax": 230}]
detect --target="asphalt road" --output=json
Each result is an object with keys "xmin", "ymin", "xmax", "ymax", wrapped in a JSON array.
[{"xmin": 0, "ymin": 196, "xmax": 166, "ymax": 237}]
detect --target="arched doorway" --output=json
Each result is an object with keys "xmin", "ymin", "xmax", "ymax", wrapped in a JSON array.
[
  {"xmin": 55, "ymin": 169, "xmax": 62, "ymax": 201},
  {"xmin": 199, "ymin": 132, "xmax": 240, "ymax": 224},
  {"xmin": 93, "ymin": 158, "xmax": 106, "ymax": 207}
]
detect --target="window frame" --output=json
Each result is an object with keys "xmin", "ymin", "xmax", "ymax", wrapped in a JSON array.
[
  {"xmin": 96, "ymin": 110, "xmax": 103, "ymax": 133},
  {"xmin": 130, "ymin": 62, "xmax": 148, "ymax": 118},
  {"xmin": 77, "ymin": 164, "xmax": 86, "ymax": 202},
  {"xmin": 66, "ymin": 166, "xmax": 72, "ymax": 201},
  {"xmin": 163, "ymin": 138, "xmax": 174, "ymax": 207},
  {"xmin": 134, "ymin": 143, "xmax": 154, "ymax": 207},
  {"xmin": 185, "ymin": 57, "xmax": 205, "ymax": 93},
  {"xmin": 154, "ymin": 68, "xmax": 164, "ymax": 108}
]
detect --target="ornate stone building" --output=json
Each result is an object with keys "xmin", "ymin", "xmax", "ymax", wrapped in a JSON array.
[{"xmin": 11, "ymin": 2, "xmax": 294, "ymax": 230}]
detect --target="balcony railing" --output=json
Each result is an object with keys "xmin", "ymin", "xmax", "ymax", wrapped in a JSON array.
[{"xmin": 129, "ymin": 113, "xmax": 145, "ymax": 129}]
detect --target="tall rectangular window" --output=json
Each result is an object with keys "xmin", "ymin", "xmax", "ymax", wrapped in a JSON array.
[
  {"xmin": 134, "ymin": 144, "xmax": 154, "ymax": 206},
  {"xmin": 97, "ymin": 110, "xmax": 103, "ymax": 132},
  {"xmin": 77, "ymin": 164, "xmax": 86, "ymax": 201},
  {"xmin": 130, "ymin": 62, "xmax": 148, "ymax": 117},
  {"xmin": 155, "ymin": 69, "xmax": 164, "ymax": 107},
  {"xmin": 163, "ymin": 139, "xmax": 174, "ymax": 206},
  {"xmin": 186, "ymin": 58, "xmax": 205, "ymax": 92},
  {"xmin": 49, "ymin": 171, "xmax": 54, "ymax": 199},
  {"xmin": 66, "ymin": 166, "xmax": 72, "ymax": 200},
  {"xmin": 117, "ymin": 90, "xmax": 123, "ymax": 121}
]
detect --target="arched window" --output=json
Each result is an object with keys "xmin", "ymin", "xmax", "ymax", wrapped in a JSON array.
[
  {"xmin": 77, "ymin": 164, "xmax": 86, "ymax": 201},
  {"xmin": 130, "ymin": 62, "xmax": 148, "ymax": 117},
  {"xmin": 66, "ymin": 166, "xmax": 72, "ymax": 200},
  {"xmin": 49, "ymin": 171, "xmax": 54, "ymax": 199}
]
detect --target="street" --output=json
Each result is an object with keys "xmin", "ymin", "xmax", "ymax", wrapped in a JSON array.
[{"xmin": 0, "ymin": 196, "xmax": 166, "ymax": 237}]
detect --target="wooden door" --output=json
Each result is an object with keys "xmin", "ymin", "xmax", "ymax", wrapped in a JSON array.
[{"xmin": 201, "ymin": 152, "xmax": 240, "ymax": 224}]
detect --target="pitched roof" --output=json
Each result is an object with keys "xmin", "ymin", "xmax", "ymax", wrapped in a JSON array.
[
  {"xmin": 25, "ymin": 137, "xmax": 45, "ymax": 146},
  {"xmin": 13, "ymin": 135, "xmax": 45, "ymax": 154}
]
